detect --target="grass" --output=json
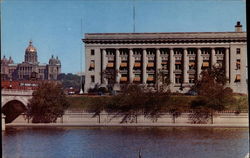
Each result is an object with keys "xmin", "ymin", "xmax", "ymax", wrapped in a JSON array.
[
  {"xmin": 66, "ymin": 94, "xmax": 249, "ymax": 112},
  {"xmin": 226, "ymin": 95, "xmax": 248, "ymax": 112}
]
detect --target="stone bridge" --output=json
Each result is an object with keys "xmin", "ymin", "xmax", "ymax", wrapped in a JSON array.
[
  {"xmin": 1, "ymin": 89, "xmax": 34, "ymax": 123},
  {"xmin": 1, "ymin": 89, "xmax": 33, "ymax": 107}
]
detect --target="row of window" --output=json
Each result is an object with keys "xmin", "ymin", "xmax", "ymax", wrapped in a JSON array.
[
  {"xmin": 89, "ymin": 60, "xmax": 235, "ymax": 71},
  {"xmin": 19, "ymin": 67, "xmax": 33, "ymax": 71},
  {"xmin": 90, "ymin": 48, "xmax": 242, "ymax": 56},
  {"xmin": 91, "ymin": 74, "xmax": 241, "ymax": 84}
]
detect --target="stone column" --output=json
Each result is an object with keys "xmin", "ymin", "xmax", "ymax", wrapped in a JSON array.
[
  {"xmin": 169, "ymin": 48, "xmax": 174, "ymax": 84},
  {"xmin": 102, "ymin": 49, "xmax": 107, "ymax": 84},
  {"xmin": 129, "ymin": 49, "xmax": 134, "ymax": 83},
  {"xmin": 183, "ymin": 48, "xmax": 188, "ymax": 83},
  {"xmin": 142, "ymin": 49, "xmax": 147, "ymax": 84},
  {"xmin": 115, "ymin": 49, "xmax": 120, "ymax": 83},
  {"xmin": 156, "ymin": 48, "xmax": 161, "ymax": 71},
  {"xmin": 197, "ymin": 48, "xmax": 202, "ymax": 80},
  {"xmin": 211, "ymin": 48, "xmax": 216, "ymax": 67},
  {"xmin": 2, "ymin": 114, "xmax": 5, "ymax": 131},
  {"xmin": 225, "ymin": 48, "xmax": 230, "ymax": 82}
]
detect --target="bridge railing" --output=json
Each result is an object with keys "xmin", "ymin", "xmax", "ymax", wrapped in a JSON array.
[{"xmin": 1, "ymin": 89, "xmax": 34, "ymax": 96}]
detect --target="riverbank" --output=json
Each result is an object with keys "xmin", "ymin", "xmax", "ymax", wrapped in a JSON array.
[
  {"xmin": 5, "ymin": 112, "xmax": 248, "ymax": 129},
  {"xmin": 6, "ymin": 122, "xmax": 249, "ymax": 128}
]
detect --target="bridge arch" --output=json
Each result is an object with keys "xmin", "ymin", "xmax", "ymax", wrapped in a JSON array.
[
  {"xmin": 1, "ymin": 89, "xmax": 33, "ymax": 123},
  {"xmin": 2, "ymin": 100, "xmax": 28, "ymax": 123}
]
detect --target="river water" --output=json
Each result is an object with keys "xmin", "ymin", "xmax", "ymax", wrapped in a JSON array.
[{"xmin": 2, "ymin": 127, "xmax": 249, "ymax": 158}]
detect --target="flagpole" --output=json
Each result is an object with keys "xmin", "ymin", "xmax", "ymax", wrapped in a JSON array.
[
  {"xmin": 79, "ymin": 18, "xmax": 84, "ymax": 94},
  {"xmin": 133, "ymin": 0, "xmax": 135, "ymax": 33}
]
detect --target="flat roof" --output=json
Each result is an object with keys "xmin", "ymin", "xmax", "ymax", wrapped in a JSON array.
[{"xmin": 84, "ymin": 31, "xmax": 246, "ymax": 40}]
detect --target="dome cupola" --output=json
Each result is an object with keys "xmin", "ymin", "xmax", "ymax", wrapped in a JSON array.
[
  {"xmin": 8, "ymin": 56, "xmax": 14, "ymax": 64},
  {"xmin": 49, "ymin": 55, "xmax": 57, "ymax": 65},
  {"xmin": 1, "ymin": 55, "xmax": 8, "ymax": 65},
  {"xmin": 25, "ymin": 40, "xmax": 38, "ymax": 63},
  {"xmin": 25, "ymin": 40, "xmax": 37, "ymax": 53},
  {"xmin": 56, "ymin": 56, "xmax": 61, "ymax": 65},
  {"xmin": 49, "ymin": 55, "xmax": 61, "ymax": 65}
]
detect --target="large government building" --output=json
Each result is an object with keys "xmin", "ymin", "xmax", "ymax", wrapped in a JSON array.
[
  {"xmin": 1, "ymin": 41, "xmax": 61, "ymax": 81},
  {"xmin": 83, "ymin": 22, "xmax": 247, "ymax": 94}
]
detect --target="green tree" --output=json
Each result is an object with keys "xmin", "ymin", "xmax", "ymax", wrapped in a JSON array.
[
  {"xmin": 58, "ymin": 73, "xmax": 82, "ymax": 90},
  {"xmin": 85, "ymin": 96, "xmax": 108, "ymax": 123},
  {"xmin": 189, "ymin": 67, "xmax": 235, "ymax": 123},
  {"xmin": 155, "ymin": 69, "xmax": 171, "ymax": 92},
  {"xmin": 27, "ymin": 82, "xmax": 70, "ymax": 123},
  {"xmin": 105, "ymin": 84, "xmax": 171, "ymax": 123},
  {"xmin": 143, "ymin": 90, "xmax": 171, "ymax": 122},
  {"xmin": 101, "ymin": 69, "xmax": 119, "ymax": 93},
  {"xmin": 107, "ymin": 84, "xmax": 145, "ymax": 123}
]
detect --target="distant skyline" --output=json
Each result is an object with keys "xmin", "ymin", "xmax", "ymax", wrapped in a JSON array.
[{"xmin": 1, "ymin": 0, "xmax": 246, "ymax": 74}]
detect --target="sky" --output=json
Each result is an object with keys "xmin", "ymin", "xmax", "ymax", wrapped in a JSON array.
[{"xmin": 1, "ymin": 0, "xmax": 246, "ymax": 74}]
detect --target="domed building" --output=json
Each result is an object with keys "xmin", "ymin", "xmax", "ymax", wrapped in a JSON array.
[{"xmin": 1, "ymin": 40, "xmax": 61, "ymax": 81}]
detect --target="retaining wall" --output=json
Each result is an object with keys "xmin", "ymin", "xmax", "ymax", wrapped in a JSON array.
[{"xmin": 11, "ymin": 112, "xmax": 248, "ymax": 125}]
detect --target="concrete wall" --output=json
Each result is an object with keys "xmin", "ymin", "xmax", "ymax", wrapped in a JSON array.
[
  {"xmin": 61, "ymin": 112, "xmax": 248, "ymax": 125},
  {"xmin": 11, "ymin": 112, "xmax": 248, "ymax": 125}
]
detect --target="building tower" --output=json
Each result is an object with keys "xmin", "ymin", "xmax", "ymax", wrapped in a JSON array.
[{"xmin": 48, "ymin": 55, "xmax": 61, "ymax": 80}]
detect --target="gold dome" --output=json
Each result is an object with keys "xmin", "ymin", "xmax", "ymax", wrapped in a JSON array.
[{"xmin": 25, "ymin": 40, "xmax": 37, "ymax": 53}]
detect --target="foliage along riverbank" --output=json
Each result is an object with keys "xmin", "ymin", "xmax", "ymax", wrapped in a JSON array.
[
  {"xmin": 67, "ymin": 94, "xmax": 248, "ymax": 112},
  {"xmin": 66, "ymin": 88, "xmax": 247, "ymax": 124}
]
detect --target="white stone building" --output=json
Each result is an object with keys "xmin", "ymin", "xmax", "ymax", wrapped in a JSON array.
[{"xmin": 83, "ymin": 22, "xmax": 247, "ymax": 94}]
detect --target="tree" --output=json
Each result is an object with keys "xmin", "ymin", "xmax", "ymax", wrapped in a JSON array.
[
  {"xmin": 101, "ymin": 69, "xmax": 118, "ymax": 93},
  {"xmin": 85, "ymin": 97, "xmax": 107, "ymax": 123},
  {"xmin": 106, "ymin": 84, "xmax": 145, "ymax": 123},
  {"xmin": 143, "ymin": 90, "xmax": 171, "ymax": 122},
  {"xmin": 190, "ymin": 66, "xmax": 227, "ymax": 94},
  {"xmin": 105, "ymin": 84, "xmax": 171, "ymax": 123},
  {"xmin": 155, "ymin": 69, "xmax": 171, "ymax": 92},
  {"xmin": 189, "ymin": 67, "xmax": 235, "ymax": 123},
  {"xmin": 58, "ymin": 73, "xmax": 82, "ymax": 90},
  {"xmin": 27, "ymin": 82, "xmax": 70, "ymax": 123}
]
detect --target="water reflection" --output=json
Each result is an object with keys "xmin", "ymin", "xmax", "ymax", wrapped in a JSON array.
[{"xmin": 2, "ymin": 127, "xmax": 249, "ymax": 158}]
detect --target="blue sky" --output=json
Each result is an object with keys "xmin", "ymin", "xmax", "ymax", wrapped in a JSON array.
[{"xmin": 1, "ymin": 0, "xmax": 246, "ymax": 74}]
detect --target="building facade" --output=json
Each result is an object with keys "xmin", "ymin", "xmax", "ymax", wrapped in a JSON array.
[
  {"xmin": 83, "ymin": 22, "xmax": 247, "ymax": 94},
  {"xmin": 1, "ymin": 41, "xmax": 61, "ymax": 81}
]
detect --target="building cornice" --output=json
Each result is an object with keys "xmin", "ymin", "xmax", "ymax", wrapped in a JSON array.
[{"xmin": 83, "ymin": 32, "xmax": 246, "ymax": 44}]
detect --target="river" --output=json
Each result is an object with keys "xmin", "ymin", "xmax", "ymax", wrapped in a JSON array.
[{"xmin": 2, "ymin": 127, "xmax": 249, "ymax": 158}]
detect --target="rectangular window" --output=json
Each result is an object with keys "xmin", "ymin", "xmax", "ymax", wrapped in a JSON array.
[
  {"xmin": 161, "ymin": 60, "xmax": 168, "ymax": 70},
  {"xmin": 91, "ymin": 49, "xmax": 95, "ymax": 55},
  {"xmin": 236, "ymin": 59, "xmax": 241, "ymax": 70},
  {"xmin": 235, "ymin": 74, "xmax": 241, "ymax": 82},
  {"xmin": 133, "ymin": 74, "xmax": 141, "ymax": 82},
  {"xmin": 216, "ymin": 60, "xmax": 223, "ymax": 68},
  {"xmin": 91, "ymin": 75, "xmax": 95, "ymax": 83},
  {"xmin": 134, "ymin": 61, "xmax": 141, "ymax": 70},
  {"xmin": 189, "ymin": 74, "xmax": 196, "ymax": 83},
  {"xmin": 175, "ymin": 64, "xmax": 181, "ymax": 70},
  {"xmin": 202, "ymin": 61, "xmax": 210, "ymax": 69},
  {"xmin": 89, "ymin": 60, "xmax": 95, "ymax": 71},
  {"xmin": 120, "ymin": 74, "xmax": 128, "ymax": 83},
  {"xmin": 175, "ymin": 74, "xmax": 182, "ymax": 84},
  {"xmin": 147, "ymin": 74, "xmax": 155, "ymax": 83},
  {"xmin": 189, "ymin": 61, "xmax": 196, "ymax": 70},
  {"xmin": 236, "ymin": 48, "xmax": 241, "ymax": 54},
  {"xmin": 175, "ymin": 61, "xmax": 182, "ymax": 70},
  {"xmin": 147, "ymin": 61, "xmax": 155, "ymax": 68}
]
